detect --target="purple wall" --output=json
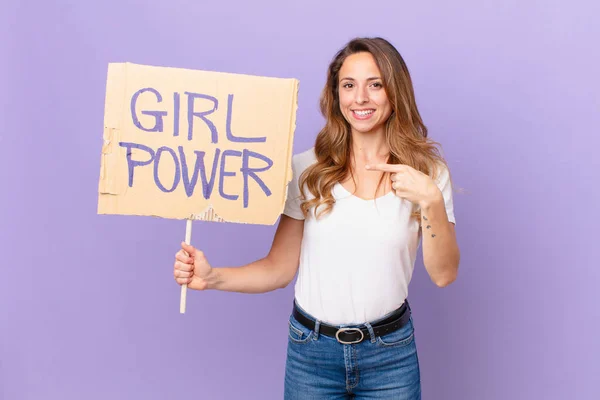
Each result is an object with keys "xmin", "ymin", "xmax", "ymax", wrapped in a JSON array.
[{"xmin": 1, "ymin": 1, "xmax": 598, "ymax": 399}]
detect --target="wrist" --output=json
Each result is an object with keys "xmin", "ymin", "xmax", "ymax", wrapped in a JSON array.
[
  {"xmin": 204, "ymin": 267, "xmax": 219, "ymax": 290},
  {"xmin": 419, "ymin": 190, "xmax": 443, "ymax": 211}
]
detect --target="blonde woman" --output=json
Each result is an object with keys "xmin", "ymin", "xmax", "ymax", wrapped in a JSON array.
[{"xmin": 174, "ymin": 37, "xmax": 460, "ymax": 399}]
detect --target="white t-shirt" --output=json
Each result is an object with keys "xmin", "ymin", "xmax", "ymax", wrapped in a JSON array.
[{"xmin": 283, "ymin": 148, "xmax": 456, "ymax": 325}]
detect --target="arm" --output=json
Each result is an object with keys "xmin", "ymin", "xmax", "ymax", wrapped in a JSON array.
[
  {"xmin": 419, "ymin": 194, "xmax": 460, "ymax": 287},
  {"xmin": 366, "ymin": 162, "xmax": 460, "ymax": 287},
  {"xmin": 175, "ymin": 215, "xmax": 304, "ymax": 294},
  {"xmin": 207, "ymin": 215, "xmax": 304, "ymax": 293}
]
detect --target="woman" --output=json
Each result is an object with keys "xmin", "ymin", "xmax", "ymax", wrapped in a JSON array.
[{"xmin": 173, "ymin": 37, "xmax": 460, "ymax": 399}]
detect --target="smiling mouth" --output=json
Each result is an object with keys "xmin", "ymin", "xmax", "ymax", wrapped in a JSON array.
[{"xmin": 352, "ymin": 109, "xmax": 375, "ymax": 120}]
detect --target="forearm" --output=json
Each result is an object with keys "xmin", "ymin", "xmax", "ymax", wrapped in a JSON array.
[
  {"xmin": 203, "ymin": 257, "xmax": 291, "ymax": 294},
  {"xmin": 420, "ymin": 195, "xmax": 460, "ymax": 287}
]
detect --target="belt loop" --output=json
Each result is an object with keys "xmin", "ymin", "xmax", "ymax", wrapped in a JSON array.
[
  {"xmin": 364, "ymin": 322, "xmax": 376, "ymax": 343},
  {"xmin": 313, "ymin": 320, "xmax": 321, "ymax": 339}
]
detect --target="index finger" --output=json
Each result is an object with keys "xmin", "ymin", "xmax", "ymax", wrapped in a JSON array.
[
  {"xmin": 176, "ymin": 251, "xmax": 194, "ymax": 264},
  {"xmin": 365, "ymin": 163, "xmax": 405, "ymax": 173}
]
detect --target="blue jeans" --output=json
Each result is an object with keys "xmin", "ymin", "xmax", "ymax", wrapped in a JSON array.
[{"xmin": 284, "ymin": 302, "xmax": 421, "ymax": 399}]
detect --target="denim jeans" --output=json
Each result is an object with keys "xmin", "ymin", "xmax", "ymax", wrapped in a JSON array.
[{"xmin": 284, "ymin": 302, "xmax": 421, "ymax": 399}]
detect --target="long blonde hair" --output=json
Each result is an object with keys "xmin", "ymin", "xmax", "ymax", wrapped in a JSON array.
[{"xmin": 300, "ymin": 37, "xmax": 448, "ymax": 219}]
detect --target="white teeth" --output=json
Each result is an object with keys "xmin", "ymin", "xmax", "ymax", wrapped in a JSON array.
[{"xmin": 354, "ymin": 110, "xmax": 374, "ymax": 116}]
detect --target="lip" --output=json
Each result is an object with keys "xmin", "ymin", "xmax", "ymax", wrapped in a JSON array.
[{"xmin": 351, "ymin": 109, "xmax": 375, "ymax": 120}]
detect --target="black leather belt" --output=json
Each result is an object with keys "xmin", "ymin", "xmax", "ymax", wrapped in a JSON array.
[{"xmin": 292, "ymin": 301, "xmax": 411, "ymax": 344}]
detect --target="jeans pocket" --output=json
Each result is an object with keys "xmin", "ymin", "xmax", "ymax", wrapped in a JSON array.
[
  {"xmin": 288, "ymin": 314, "xmax": 314, "ymax": 344},
  {"xmin": 376, "ymin": 318, "xmax": 415, "ymax": 348}
]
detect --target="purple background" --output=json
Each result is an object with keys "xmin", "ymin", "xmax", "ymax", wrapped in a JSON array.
[{"xmin": 1, "ymin": 1, "xmax": 598, "ymax": 399}]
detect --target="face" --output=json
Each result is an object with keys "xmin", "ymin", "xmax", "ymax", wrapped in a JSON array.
[{"xmin": 337, "ymin": 52, "xmax": 393, "ymax": 136}]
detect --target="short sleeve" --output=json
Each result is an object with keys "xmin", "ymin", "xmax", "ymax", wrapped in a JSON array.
[
  {"xmin": 283, "ymin": 155, "xmax": 306, "ymax": 221},
  {"xmin": 434, "ymin": 163, "xmax": 456, "ymax": 224}
]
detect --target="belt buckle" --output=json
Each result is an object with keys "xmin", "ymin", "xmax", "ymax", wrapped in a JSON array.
[{"xmin": 335, "ymin": 327, "xmax": 364, "ymax": 344}]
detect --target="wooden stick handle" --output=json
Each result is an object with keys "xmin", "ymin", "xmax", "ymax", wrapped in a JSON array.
[{"xmin": 180, "ymin": 219, "xmax": 192, "ymax": 314}]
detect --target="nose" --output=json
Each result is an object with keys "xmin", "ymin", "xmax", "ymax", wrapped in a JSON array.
[{"xmin": 355, "ymin": 85, "xmax": 369, "ymax": 104}]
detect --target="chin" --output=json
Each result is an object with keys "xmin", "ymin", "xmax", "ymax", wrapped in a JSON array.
[
  {"xmin": 352, "ymin": 125, "xmax": 376, "ymax": 134},
  {"xmin": 349, "ymin": 120, "xmax": 382, "ymax": 134}
]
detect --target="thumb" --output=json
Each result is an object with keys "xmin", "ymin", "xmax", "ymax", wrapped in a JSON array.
[{"xmin": 181, "ymin": 241, "xmax": 196, "ymax": 257}]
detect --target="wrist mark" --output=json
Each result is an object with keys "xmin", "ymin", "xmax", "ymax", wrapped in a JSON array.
[{"xmin": 422, "ymin": 215, "xmax": 436, "ymax": 238}]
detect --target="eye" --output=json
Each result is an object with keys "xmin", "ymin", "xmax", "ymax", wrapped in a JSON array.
[
  {"xmin": 371, "ymin": 82, "xmax": 383, "ymax": 89},
  {"xmin": 342, "ymin": 83, "xmax": 354, "ymax": 89}
]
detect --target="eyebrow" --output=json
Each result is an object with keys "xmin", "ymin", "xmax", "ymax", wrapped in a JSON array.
[{"xmin": 340, "ymin": 77, "xmax": 382, "ymax": 82}]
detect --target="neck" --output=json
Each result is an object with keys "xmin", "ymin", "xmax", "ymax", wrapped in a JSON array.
[{"xmin": 350, "ymin": 129, "xmax": 389, "ymax": 166}]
